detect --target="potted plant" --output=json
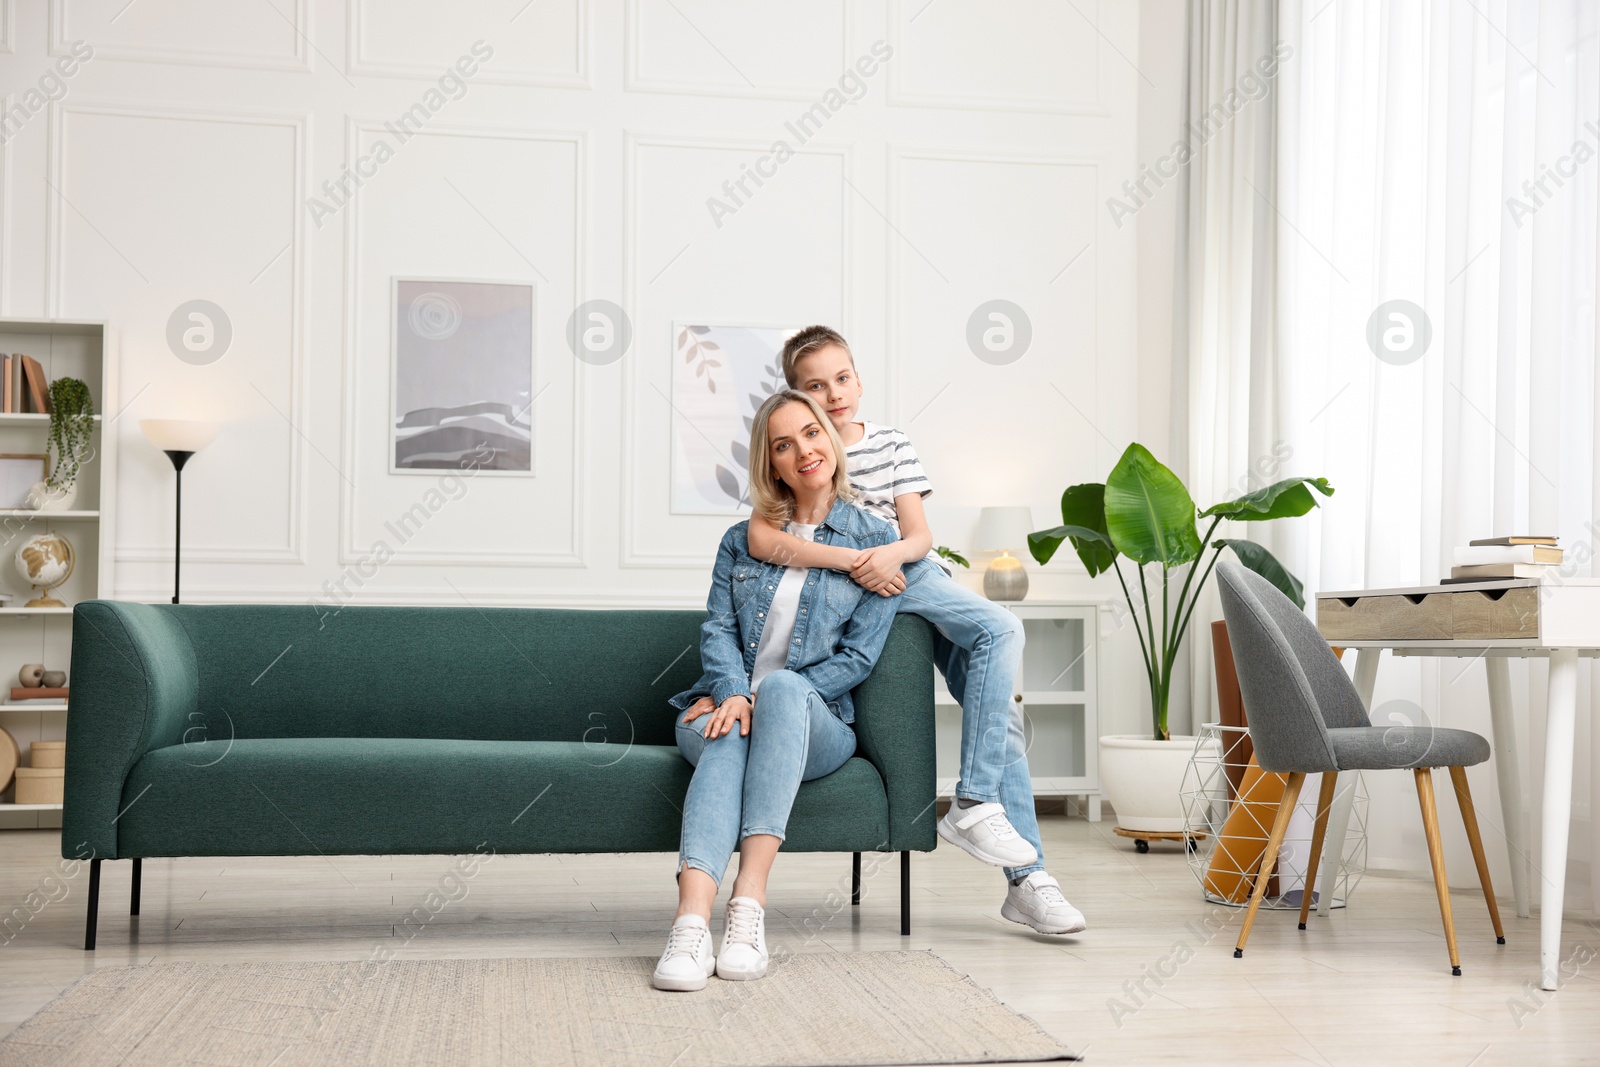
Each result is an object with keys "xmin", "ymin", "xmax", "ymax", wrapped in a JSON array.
[
  {"xmin": 27, "ymin": 377, "xmax": 94, "ymax": 512},
  {"xmin": 1029, "ymin": 443, "xmax": 1332, "ymax": 833}
]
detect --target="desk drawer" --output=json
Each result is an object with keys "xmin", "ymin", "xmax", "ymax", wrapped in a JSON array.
[{"xmin": 1317, "ymin": 586, "xmax": 1539, "ymax": 642}]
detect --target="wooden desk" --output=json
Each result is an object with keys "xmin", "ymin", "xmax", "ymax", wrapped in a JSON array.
[{"xmin": 1316, "ymin": 576, "xmax": 1600, "ymax": 991}]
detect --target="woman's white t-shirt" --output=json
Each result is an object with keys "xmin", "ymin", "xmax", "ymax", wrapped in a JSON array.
[{"xmin": 749, "ymin": 522, "xmax": 817, "ymax": 694}]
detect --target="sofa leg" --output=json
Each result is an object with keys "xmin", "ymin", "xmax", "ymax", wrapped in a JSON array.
[
  {"xmin": 851, "ymin": 852, "xmax": 861, "ymax": 906},
  {"xmin": 900, "ymin": 851, "xmax": 910, "ymax": 936},
  {"xmin": 84, "ymin": 858, "xmax": 101, "ymax": 951},
  {"xmin": 130, "ymin": 858, "xmax": 142, "ymax": 916}
]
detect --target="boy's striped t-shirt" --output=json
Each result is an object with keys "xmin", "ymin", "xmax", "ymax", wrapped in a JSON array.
[{"xmin": 844, "ymin": 422, "xmax": 951, "ymax": 574}]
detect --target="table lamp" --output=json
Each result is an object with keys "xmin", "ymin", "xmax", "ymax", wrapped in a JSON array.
[
  {"xmin": 975, "ymin": 505, "xmax": 1034, "ymax": 601},
  {"xmin": 139, "ymin": 419, "xmax": 220, "ymax": 604}
]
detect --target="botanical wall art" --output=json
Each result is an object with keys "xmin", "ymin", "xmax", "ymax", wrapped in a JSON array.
[{"xmin": 670, "ymin": 322, "xmax": 799, "ymax": 515}]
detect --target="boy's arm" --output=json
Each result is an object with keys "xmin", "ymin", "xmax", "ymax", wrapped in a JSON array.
[
  {"xmin": 886, "ymin": 491, "xmax": 934, "ymax": 563},
  {"xmin": 748, "ymin": 513, "xmax": 859, "ymax": 571},
  {"xmin": 848, "ymin": 492, "xmax": 931, "ymax": 592}
]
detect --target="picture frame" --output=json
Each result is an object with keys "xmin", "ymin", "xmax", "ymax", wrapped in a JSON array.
[
  {"xmin": 390, "ymin": 277, "xmax": 536, "ymax": 475},
  {"xmin": 669, "ymin": 321, "xmax": 803, "ymax": 516},
  {"xmin": 0, "ymin": 454, "xmax": 48, "ymax": 509}
]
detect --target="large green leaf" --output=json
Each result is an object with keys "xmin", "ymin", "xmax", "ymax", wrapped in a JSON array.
[
  {"xmin": 1217, "ymin": 538, "xmax": 1305, "ymax": 608},
  {"xmin": 1201, "ymin": 476, "xmax": 1335, "ymax": 522},
  {"xmin": 1103, "ymin": 444, "xmax": 1202, "ymax": 565},
  {"xmin": 1029, "ymin": 524, "xmax": 1115, "ymax": 575},
  {"xmin": 1028, "ymin": 483, "xmax": 1117, "ymax": 576}
]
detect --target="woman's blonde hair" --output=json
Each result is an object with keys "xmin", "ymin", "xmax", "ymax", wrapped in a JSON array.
[{"xmin": 747, "ymin": 390, "xmax": 856, "ymax": 525}]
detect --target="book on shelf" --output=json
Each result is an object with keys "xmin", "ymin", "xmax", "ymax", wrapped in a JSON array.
[
  {"xmin": 20, "ymin": 356, "xmax": 50, "ymax": 414},
  {"xmin": 1468, "ymin": 535, "xmax": 1558, "ymax": 546},
  {"xmin": 10, "ymin": 355, "xmax": 24, "ymax": 412},
  {"xmin": 8, "ymin": 687, "xmax": 68, "ymax": 701},
  {"xmin": 1450, "ymin": 563, "xmax": 1550, "ymax": 580},
  {"xmin": 1, "ymin": 354, "xmax": 10, "ymax": 413},
  {"xmin": 1452, "ymin": 544, "xmax": 1562, "ymax": 566}
]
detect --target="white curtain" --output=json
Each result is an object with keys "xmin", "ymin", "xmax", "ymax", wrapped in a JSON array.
[
  {"xmin": 1193, "ymin": 0, "xmax": 1600, "ymax": 898},
  {"xmin": 1171, "ymin": 0, "xmax": 1284, "ymax": 736}
]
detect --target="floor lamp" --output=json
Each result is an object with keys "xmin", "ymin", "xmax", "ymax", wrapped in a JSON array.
[{"xmin": 139, "ymin": 420, "xmax": 219, "ymax": 605}]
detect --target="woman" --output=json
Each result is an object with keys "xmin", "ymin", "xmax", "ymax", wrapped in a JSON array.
[{"xmin": 653, "ymin": 390, "xmax": 902, "ymax": 992}]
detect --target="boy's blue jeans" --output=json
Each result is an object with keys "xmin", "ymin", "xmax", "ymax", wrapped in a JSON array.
[
  {"xmin": 675, "ymin": 669, "xmax": 857, "ymax": 885},
  {"xmin": 898, "ymin": 561, "xmax": 1044, "ymax": 881}
]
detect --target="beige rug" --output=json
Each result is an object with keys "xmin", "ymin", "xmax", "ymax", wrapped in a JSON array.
[{"xmin": 0, "ymin": 951, "xmax": 1075, "ymax": 1066}]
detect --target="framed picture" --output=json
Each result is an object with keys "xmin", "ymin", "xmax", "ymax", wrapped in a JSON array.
[
  {"xmin": 669, "ymin": 322, "xmax": 802, "ymax": 515},
  {"xmin": 391, "ymin": 278, "xmax": 535, "ymax": 474},
  {"xmin": 0, "ymin": 454, "xmax": 47, "ymax": 508}
]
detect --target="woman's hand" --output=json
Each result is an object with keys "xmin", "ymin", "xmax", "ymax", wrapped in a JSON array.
[
  {"xmin": 849, "ymin": 546, "xmax": 906, "ymax": 596},
  {"xmin": 682, "ymin": 694, "xmax": 752, "ymax": 738}
]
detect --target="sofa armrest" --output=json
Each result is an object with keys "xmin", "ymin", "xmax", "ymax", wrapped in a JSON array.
[
  {"xmin": 850, "ymin": 613, "xmax": 938, "ymax": 852},
  {"xmin": 62, "ymin": 601, "xmax": 200, "ymax": 860}
]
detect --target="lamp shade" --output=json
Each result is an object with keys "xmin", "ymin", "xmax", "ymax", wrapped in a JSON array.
[
  {"xmin": 974, "ymin": 506, "xmax": 1035, "ymax": 553},
  {"xmin": 140, "ymin": 419, "xmax": 219, "ymax": 453}
]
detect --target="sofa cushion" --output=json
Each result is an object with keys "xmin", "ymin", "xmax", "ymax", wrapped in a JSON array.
[
  {"xmin": 171, "ymin": 606, "xmax": 709, "ymax": 746},
  {"xmin": 115, "ymin": 738, "xmax": 891, "ymax": 858}
]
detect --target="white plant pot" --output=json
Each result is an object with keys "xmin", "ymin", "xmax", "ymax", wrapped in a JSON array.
[
  {"xmin": 26, "ymin": 481, "xmax": 77, "ymax": 512},
  {"xmin": 1100, "ymin": 734, "xmax": 1219, "ymax": 832}
]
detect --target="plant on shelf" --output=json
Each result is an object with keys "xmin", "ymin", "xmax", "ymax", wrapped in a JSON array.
[
  {"xmin": 45, "ymin": 377, "xmax": 94, "ymax": 494},
  {"xmin": 1030, "ymin": 443, "xmax": 1333, "ymax": 742},
  {"xmin": 934, "ymin": 545, "xmax": 970, "ymax": 569}
]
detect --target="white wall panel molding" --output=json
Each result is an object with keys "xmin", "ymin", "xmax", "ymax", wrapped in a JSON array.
[
  {"xmin": 885, "ymin": 0, "xmax": 1106, "ymax": 115},
  {"xmin": 48, "ymin": 100, "xmax": 309, "ymax": 565},
  {"xmin": 619, "ymin": 131, "xmax": 852, "ymax": 568},
  {"xmin": 49, "ymin": 0, "xmax": 312, "ymax": 72},
  {"xmin": 625, "ymin": 0, "xmax": 851, "ymax": 102},
  {"xmin": 346, "ymin": 0, "xmax": 589, "ymax": 88},
  {"xmin": 338, "ymin": 117, "xmax": 588, "ymax": 568}
]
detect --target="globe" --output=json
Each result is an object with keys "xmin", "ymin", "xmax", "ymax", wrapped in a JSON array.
[{"xmin": 16, "ymin": 532, "xmax": 73, "ymax": 607}]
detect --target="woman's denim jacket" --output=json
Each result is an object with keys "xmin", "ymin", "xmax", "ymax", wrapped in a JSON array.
[{"xmin": 669, "ymin": 499, "xmax": 900, "ymax": 724}]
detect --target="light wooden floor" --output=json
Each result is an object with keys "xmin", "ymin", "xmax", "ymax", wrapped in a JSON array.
[{"xmin": 2, "ymin": 815, "xmax": 1598, "ymax": 1066}]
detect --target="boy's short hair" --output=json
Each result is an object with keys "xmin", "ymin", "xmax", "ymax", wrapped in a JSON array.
[{"xmin": 780, "ymin": 325, "xmax": 853, "ymax": 387}]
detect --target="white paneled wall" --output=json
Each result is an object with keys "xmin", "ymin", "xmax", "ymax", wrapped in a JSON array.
[{"xmin": 0, "ymin": 1, "xmax": 1180, "ymax": 738}]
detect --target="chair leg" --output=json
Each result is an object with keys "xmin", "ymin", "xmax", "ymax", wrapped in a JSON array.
[
  {"xmin": 84, "ymin": 858, "xmax": 101, "ymax": 951},
  {"xmin": 1235, "ymin": 771, "xmax": 1304, "ymax": 958},
  {"xmin": 852, "ymin": 852, "xmax": 861, "ymax": 906},
  {"xmin": 131, "ymin": 858, "xmax": 142, "ymax": 917},
  {"xmin": 900, "ymin": 851, "xmax": 910, "ymax": 936},
  {"xmin": 1299, "ymin": 772, "xmax": 1339, "ymax": 930},
  {"xmin": 1449, "ymin": 766, "xmax": 1506, "ymax": 945},
  {"xmin": 1415, "ymin": 768, "xmax": 1463, "ymax": 976}
]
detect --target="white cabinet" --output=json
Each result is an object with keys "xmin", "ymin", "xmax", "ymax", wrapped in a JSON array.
[
  {"xmin": 0, "ymin": 319, "xmax": 116, "ymax": 828},
  {"xmin": 933, "ymin": 599, "xmax": 1101, "ymax": 820}
]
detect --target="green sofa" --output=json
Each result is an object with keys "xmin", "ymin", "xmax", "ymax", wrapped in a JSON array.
[{"xmin": 63, "ymin": 601, "xmax": 937, "ymax": 949}]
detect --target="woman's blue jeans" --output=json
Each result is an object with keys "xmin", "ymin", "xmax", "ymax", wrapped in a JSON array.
[{"xmin": 675, "ymin": 669, "xmax": 857, "ymax": 886}]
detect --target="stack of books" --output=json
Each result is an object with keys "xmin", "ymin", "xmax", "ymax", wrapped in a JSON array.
[
  {"xmin": 0, "ymin": 354, "xmax": 51, "ymax": 413},
  {"xmin": 1446, "ymin": 535, "xmax": 1561, "ymax": 582}
]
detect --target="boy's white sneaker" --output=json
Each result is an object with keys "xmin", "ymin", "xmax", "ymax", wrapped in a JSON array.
[
  {"xmin": 716, "ymin": 896, "xmax": 769, "ymax": 981},
  {"xmin": 1002, "ymin": 872, "xmax": 1087, "ymax": 935},
  {"xmin": 652, "ymin": 914, "xmax": 716, "ymax": 991},
  {"xmin": 937, "ymin": 802, "xmax": 1039, "ymax": 868}
]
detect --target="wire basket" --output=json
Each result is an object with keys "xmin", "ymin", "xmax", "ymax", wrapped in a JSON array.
[{"xmin": 1180, "ymin": 723, "xmax": 1367, "ymax": 910}]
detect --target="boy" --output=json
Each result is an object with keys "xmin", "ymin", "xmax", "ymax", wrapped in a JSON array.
[{"xmin": 745, "ymin": 326, "xmax": 1086, "ymax": 935}]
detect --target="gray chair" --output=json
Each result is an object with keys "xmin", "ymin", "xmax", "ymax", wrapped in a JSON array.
[{"xmin": 1215, "ymin": 561, "xmax": 1505, "ymax": 976}]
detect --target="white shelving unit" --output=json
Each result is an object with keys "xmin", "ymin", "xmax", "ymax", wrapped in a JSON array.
[
  {"xmin": 933, "ymin": 598, "xmax": 1101, "ymax": 821},
  {"xmin": 0, "ymin": 319, "xmax": 117, "ymax": 828}
]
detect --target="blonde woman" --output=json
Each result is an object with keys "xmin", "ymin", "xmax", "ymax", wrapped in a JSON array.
[{"xmin": 653, "ymin": 390, "xmax": 902, "ymax": 992}]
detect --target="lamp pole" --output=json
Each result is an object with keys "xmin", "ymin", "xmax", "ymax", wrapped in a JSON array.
[{"xmin": 163, "ymin": 450, "xmax": 194, "ymax": 605}]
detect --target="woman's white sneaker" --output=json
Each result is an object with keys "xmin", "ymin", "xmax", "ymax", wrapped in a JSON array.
[
  {"xmin": 937, "ymin": 802, "xmax": 1039, "ymax": 868},
  {"xmin": 652, "ymin": 914, "xmax": 716, "ymax": 991},
  {"xmin": 716, "ymin": 897, "xmax": 769, "ymax": 981},
  {"xmin": 1002, "ymin": 871, "xmax": 1087, "ymax": 934}
]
